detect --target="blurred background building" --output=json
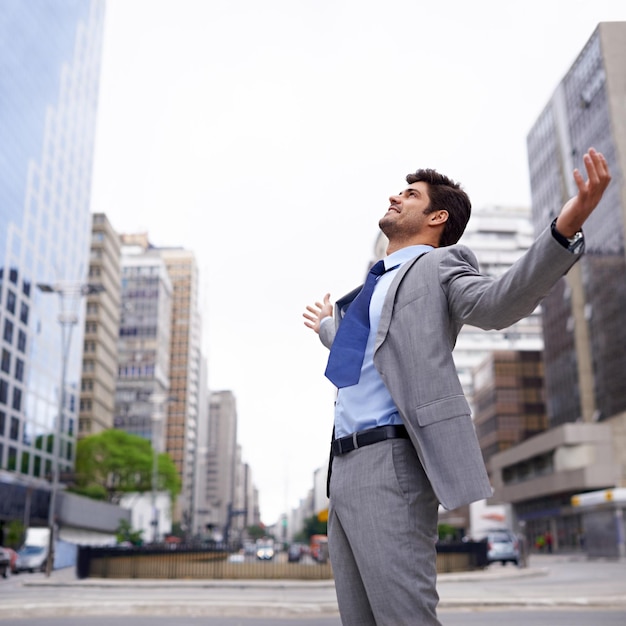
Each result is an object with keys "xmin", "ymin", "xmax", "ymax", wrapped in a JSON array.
[
  {"xmin": 0, "ymin": 0, "xmax": 105, "ymax": 516},
  {"xmin": 78, "ymin": 213, "xmax": 121, "ymax": 438},
  {"xmin": 489, "ymin": 21, "xmax": 626, "ymax": 554}
]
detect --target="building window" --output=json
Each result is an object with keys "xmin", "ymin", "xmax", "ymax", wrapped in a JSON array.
[
  {"xmin": 20, "ymin": 302, "xmax": 29, "ymax": 324},
  {"xmin": 15, "ymin": 359, "xmax": 24, "ymax": 382},
  {"xmin": 3, "ymin": 319, "xmax": 14, "ymax": 344},
  {"xmin": 12, "ymin": 387, "xmax": 22, "ymax": 411},
  {"xmin": 17, "ymin": 330, "xmax": 26, "ymax": 353},
  {"xmin": 7, "ymin": 447, "xmax": 17, "ymax": 471},
  {"xmin": 21, "ymin": 450, "xmax": 30, "ymax": 474},
  {"xmin": 0, "ymin": 410, "xmax": 5, "ymax": 436},
  {"xmin": 10, "ymin": 416, "xmax": 19, "ymax": 441},
  {"xmin": 6, "ymin": 290, "xmax": 16, "ymax": 314},
  {"xmin": 1, "ymin": 349, "xmax": 10, "ymax": 373},
  {"xmin": 0, "ymin": 379, "xmax": 8, "ymax": 404}
]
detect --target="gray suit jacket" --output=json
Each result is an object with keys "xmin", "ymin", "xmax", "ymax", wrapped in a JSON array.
[{"xmin": 320, "ymin": 225, "xmax": 580, "ymax": 510}]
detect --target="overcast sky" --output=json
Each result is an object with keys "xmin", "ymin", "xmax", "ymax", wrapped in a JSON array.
[{"xmin": 90, "ymin": 0, "xmax": 625, "ymax": 525}]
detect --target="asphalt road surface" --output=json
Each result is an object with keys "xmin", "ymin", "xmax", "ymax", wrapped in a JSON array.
[{"xmin": 2, "ymin": 610, "xmax": 626, "ymax": 626}]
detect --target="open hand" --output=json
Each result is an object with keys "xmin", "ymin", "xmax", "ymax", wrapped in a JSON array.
[
  {"xmin": 303, "ymin": 294, "xmax": 332, "ymax": 334},
  {"xmin": 555, "ymin": 148, "xmax": 611, "ymax": 238}
]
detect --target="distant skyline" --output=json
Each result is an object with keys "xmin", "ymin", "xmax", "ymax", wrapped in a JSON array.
[{"xmin": 90, "ymin": 0, "xmax": 626, "ymax": 524}]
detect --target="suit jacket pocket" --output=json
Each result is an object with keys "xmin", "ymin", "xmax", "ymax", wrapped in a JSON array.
[{"xmin": 413, "ymin": 395, "xmax": 471, "ymax": 427}]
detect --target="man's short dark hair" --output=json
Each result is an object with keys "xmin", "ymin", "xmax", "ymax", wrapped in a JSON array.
[{"xmin": 406, "ymin": 169, "xmax": 471, "ymax": 246}]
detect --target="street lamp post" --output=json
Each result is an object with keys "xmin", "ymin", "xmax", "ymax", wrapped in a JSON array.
[{"xmin": 37, "ymin": 281, "xmax": 104, "ymax": 577}]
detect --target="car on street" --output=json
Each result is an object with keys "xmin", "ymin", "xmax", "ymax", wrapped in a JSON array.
[
  {"xmin": 15, "ymin": 544, "xmax": 48, "ymax": 573},
  {"xmin": 255, "ymin": 539, "xmax": 275, "ymax": 561},
  {"xmin": 479, "ymin": 529, "xmax": 520, "ymax": 566},
  {"xmin": 288, "ymin": 542, "xmax": 306, "ymax": 562}
]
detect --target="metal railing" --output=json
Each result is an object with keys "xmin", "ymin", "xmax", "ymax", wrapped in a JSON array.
[{"xmin": 76, "ymin": 543, "xmax": 333, "ymax": 580}]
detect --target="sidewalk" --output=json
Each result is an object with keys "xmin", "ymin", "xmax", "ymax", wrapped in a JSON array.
[{"xmin": 11, "ymin": 553, "xmax": 625, "ymax": 619}]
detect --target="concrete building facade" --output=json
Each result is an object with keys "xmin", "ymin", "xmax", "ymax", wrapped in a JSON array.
[
  {"xmin": 79, "ymin": 213, "xmax": 121, "ymax": 438},
  {"xmin": 205, "ymin": 390, "xmax": 238, "ymax": 539},
  {"xmin": 490, "ymin": 22, "xmax": 626, "ymax": 551},
  {"xmin": 114, "ymin": 236, "xmax": 173, "ymax": 446},
  {"xmin": 157, "ymin": 248, "xmax": 203, "ymax": 534}
]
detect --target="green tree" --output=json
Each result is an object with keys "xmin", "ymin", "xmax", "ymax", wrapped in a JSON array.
[
  {"xmin": 294, "ymin": 515, "xmax": 327, "ymax": 542},
  {"xmin": 246, "ymin": 524, "xmax": 266, "ymax": 541},
  {"xmin": 3, "ymin": 519, "xmax": 25, "ymax": 549},
  {"xmin": 115, "ymin": 519, "xmax": 144, "ymax": 546},
  {"xmin": 70, "ymin": 429, "xmax": 181, "ymax": 504}
]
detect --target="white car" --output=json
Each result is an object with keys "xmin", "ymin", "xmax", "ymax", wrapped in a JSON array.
[
  {"xmin": 15, "ymin": 545, "xmax": 48, "ymax": 573},
  {"xmin": 255, "ymin": 541, "xmax": 275, "ymax": 560}
]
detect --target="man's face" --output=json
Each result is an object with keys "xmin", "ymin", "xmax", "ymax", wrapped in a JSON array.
[{"xmin": 379, "ymin": 181, "xmax": 432, "ymax": 238}]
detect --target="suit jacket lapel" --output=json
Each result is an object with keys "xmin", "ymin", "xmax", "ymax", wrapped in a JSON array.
[{"xmin": 375, "ymin": 251, "xmax": 430, "ymax": 351}]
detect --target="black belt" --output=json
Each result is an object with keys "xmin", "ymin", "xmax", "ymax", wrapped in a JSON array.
[{"xmin": 331, "ymin": 424, "xmax": 409, "ymax": 456}]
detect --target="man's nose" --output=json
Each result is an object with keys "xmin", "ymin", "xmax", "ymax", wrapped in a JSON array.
[{"xmin": 389, "ymin": 194, "xmax": 400, "ymax": 204}]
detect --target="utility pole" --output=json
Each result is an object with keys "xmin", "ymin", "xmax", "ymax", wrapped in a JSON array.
[{"xmin": 37, "ymin": 282, "xmax": 104, "ymax": 576}]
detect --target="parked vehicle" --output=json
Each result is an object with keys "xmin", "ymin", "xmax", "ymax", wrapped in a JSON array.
[
  {"xmin": 288, "ymin": 542, "xmax": 305, "ymax": 562},
  {"xmin": 15, "ymin": 527, "xmax": 51, "ymax": 573},
  {"xmin": 309, "ymin": 534, "xmax": 329, "ymax": 563},
  {"xmin": 15, "ymin": 544, "xmax": 48, "ymax": 573},
  {"xmin": 479, "ymin": 529, "xmax": 520, "ymax": 566}
]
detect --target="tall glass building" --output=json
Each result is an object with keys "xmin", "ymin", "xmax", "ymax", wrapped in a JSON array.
[{"xmin": 0, "ymin": 0, "xmax": 105, "ymax": 506}]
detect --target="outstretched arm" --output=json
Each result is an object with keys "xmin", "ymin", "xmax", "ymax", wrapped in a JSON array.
[
  {"xmin": 555, "ymin": 148, "xmax": 611, "ymax": 238},
  {"xmin": 303, "ymin": 293, "xmax": 332, "ymax": 334}
]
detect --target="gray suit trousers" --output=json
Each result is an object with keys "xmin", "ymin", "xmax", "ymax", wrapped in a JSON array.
[{"xmin": 328, "ymin": 438, "xmax": 441, "ymax": 625}]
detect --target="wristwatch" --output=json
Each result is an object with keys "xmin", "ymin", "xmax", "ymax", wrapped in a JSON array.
[{"xmin": 551, "ymin": 218, "xmax": 585, "ymax": 254}]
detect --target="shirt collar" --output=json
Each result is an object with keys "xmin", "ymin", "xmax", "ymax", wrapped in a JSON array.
[{"xmin": 384, "ymin": 244, "xmax": 433, "ymax": 270}]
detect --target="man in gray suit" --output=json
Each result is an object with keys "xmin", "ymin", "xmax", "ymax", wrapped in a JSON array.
[{"xmin": 303, "ymin": 148, "xmax": 610, "ymax": 625}]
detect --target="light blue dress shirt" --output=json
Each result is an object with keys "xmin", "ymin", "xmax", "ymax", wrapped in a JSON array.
[{"xmin": 331, "ymin": 245, "xmax": 433, "ymax": 438}]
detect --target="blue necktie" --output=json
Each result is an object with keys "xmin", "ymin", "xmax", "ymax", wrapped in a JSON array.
[{"xmin": 325, "ymin": 260, "xmax": 387, "ymax": 388}]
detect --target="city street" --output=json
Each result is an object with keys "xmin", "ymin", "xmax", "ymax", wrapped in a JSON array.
[
  {"xmin": 1, "ymin": 612, "xmax": 626, "ymax": 626},
  {"xmin": 0, "ymin": 554, "xmax": 625, "ymax": 625}
]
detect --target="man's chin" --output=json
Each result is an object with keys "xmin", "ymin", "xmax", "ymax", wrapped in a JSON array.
[{"xmin": 379, "ymin": 215, "xmax": 395, "ymax": 234}]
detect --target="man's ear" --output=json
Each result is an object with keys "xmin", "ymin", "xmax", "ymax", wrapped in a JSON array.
[{"xmin": 429, "ymin": 210, "xmax": 448, "ymax": 225}]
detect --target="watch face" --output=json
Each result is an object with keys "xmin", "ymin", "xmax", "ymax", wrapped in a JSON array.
[
  {"xmin": 568, "ymin": 232, "xmax": 583, "ymax": 243},
  {"xmin": 569, "ymin": 233, "xmax": 584, "ymax": 253}
]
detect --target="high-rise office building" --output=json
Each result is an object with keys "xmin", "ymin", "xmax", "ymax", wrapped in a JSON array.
[
  {"xmin": 527, "ymin": 21, "xmax": 626, "ymax": 429},
  {"xmin": 79, "ymin": 213, "xmax": 121, "ymax": 438},
  {"xmin": 115, "ymin": 235, "xmax": 172, "ymax": 445},
  {"xmin": 0, "ymin": 1, "xmax": 105, "ymax": 502},
  {"xmin": 205, "ymin": 390, "xmax": 238, "ymax": 538},
  {"xmin": 490, "ymin": 22, "xmax": 626, "ymax": 549},
  {"xmin": 114, "ymin": 236, "xmax": 208, "ymax": 533},
  {"xmin": 158, "ymin": 248, "xmax": 203, "ymax": 533}
]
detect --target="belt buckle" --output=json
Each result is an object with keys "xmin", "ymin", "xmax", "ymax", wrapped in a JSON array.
[{"xmin": 352, "ymin": 431, "xmax": 359, "ymax": 450}]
